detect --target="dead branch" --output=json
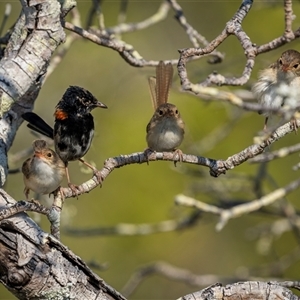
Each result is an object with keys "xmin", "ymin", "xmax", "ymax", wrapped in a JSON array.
[{"xmin": 178, "ymin": 281, "xmax": 300, "ymax": 300}]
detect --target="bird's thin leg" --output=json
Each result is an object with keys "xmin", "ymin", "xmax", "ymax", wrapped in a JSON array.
[
  {"xmin": 263, "ymin": 117, "xmax": 269, "ymax": 131},
  {"xmin": 173, "ymin": 149, "xmax": 183, "ymax": 167},
  {"xmin": 65, "ymin": 165, "xmax": 80, "ymax": 197},
  {"xmin": 78, "ymin": 158, "xmax": 103, "ymax": 186},
  {"xmin": 50, "ymin": 186, "xmax": 65, "ymax": 200},
  {"xmin": 143, "ymin": 147, "xmax": 155, "ymax": 165},
  {"xmin": 290, "ymin": 117, "xmax": 298, "ymax": 133}
]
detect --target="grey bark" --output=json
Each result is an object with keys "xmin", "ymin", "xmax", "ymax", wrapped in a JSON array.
[
  {"xmin": 0, "ymin": 0, "xmax": 68, "ymax": 186},
  {"xmin": 0, "ymin": 0, "xmax": 125, "ymax": 298},
  {"xmin": 0, "ymin": 0, "xmax": 299, "ymax": 299},
  {"xmin": 178, "ymin": 281, "xmax": 300, "ymax": 300},
  {"xmin": 0, "ymin": 189, "xmax": 125, "ymax": 299}
]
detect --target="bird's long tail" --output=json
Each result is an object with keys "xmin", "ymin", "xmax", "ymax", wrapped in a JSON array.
[{"xmin": 22, "ymin": 112, "xmax": 54, "ymax": 139}]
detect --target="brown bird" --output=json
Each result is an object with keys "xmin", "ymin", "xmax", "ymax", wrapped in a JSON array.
[
  {"xmin": 252, "ymin": 49, "xmax": 300, "ymax": 130},
  {"xmin": 22, "ymin": 140, "xmax": 65, "ymax": 200},
  {"xmin": 146, "ymin": 61, "xmax": 185, "ymax": 161}
]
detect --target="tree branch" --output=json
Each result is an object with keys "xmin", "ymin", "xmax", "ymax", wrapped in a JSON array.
[{"xmin": 0, "ymin": 190, "xmax": 125, "ymax": 299}]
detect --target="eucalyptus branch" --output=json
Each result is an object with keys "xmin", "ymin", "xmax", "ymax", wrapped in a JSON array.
[
  {"xmin": 0, "ymin": 200, "xmax": 50, "ymax": 220},
  {"xmin": 52, "ymin": 119, "xmax": 297, "ymax": 201},
  {"xmin": 64, "ymin": 210, "xmax": 200, "ymax": 237},
  {"xmin": 1, "ymin": 0, "xmax": 300, "ymax": 298},
  {"xmin": 256, "ymin": 0, "xmax": 298, "ymax": 54},
  {"xmin": 176, "ymin": 176, "xmax": 300, "ymax": 231},
  {"xmin": 63, "ymin": 20, "xmax": 190, "ymax": 67},
  {"xmin": 168, "ymin": 0, "xmax": 224, "ymax": 62},
  {"xmin": 121, "ymin": 261, "xmax": 240, "ymax": 298},
  {"xmin": 107, "ymin": 1, "xmax": 170, "ymax": 35},
  {"xmin": 177, "ymin": 0, "xmax": 300, "ymax": 101},
  {"xmin": 178, "ymin": 281, "xmax": 300, "ymax": 300},
  {"xmin": 0, "ymin": 188, "xmax": 126, "ymax": 299},
  {"xmin": 178, "ymin": 0, "xmax": 255, "ymax": 89},
  {"xmin": 63, "ymin": 0, "xmax": 222, "ymax": 67},
  {"xmin": 122, "ymin": 261, "xmax": 300, "ymax": 298},
  {"xmin": 0, "ymin": 197, "xmax": 63, "ymax": 239},
  {"xmin": 8, "ymin": 118, "xmax": 294, "ymax": 237},
  {"xmin": 249, "ymin": 143, "xmax": 300, "ymax": 163}
]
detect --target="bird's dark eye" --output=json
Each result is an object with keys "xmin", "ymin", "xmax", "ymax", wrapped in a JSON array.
[
  {"xmin": 294, "ymin": 64, "xmax": 299, "ymax": 69},
  {"xmin": 159, "ymin": 110, "xmax": 163, "ymax": 116},
  {"xmin": 47, "ymin": 152, "xmax": 52, "ymax": 158},
  {"xmin": 175, "ymin": 110, "xmax": 178, "ymax": 114},
  {"xmin": 279, "ymin": 58, "xmax": 283, "ymax": 65}
]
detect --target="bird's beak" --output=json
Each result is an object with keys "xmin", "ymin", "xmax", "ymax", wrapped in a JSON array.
[
  {"xmin": 168, "ymin": 109, "xmax": 174, "ymax": 116},
  {"xmin": 282, "ymin": 65, "xmax": 290, "ymax": 72},
  {"xmin": 34, "ymin": 151, "xmax": 42, "ymax": 158},
  {"xmin": 96, "ymin": 101, "xmax": 108, "ymax": 109}
]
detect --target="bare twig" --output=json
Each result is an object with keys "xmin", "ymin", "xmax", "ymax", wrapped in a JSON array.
[
  {"xmin": 284, "ymin": 0, "xmax": 295, "ymax": 40},
  {"xmin": 179, "ymin": 281, "xmax": 300, "ymax": 300},
  {"xmin": 86, "ymin": 0, "xmax": 105, "ymax": 31},
  {"xmin": 49, "ymin": 118, "xmax": 297, "ymax": 201},
  {"xmin": 122, "ymin": 260, "xmax": 300, "ymax": 298},
  {"xmin": 0, "ymin": 199, "xmax": 63, "ymax": 239},
  {"xmin": 121, "ymin": 261, "xmax": 236, "ymax": 298},
  {"xmin": 177, "ymin": 0, "xmax": 300, "ymax": 103},
  {"xmin": 250, "ymin": 143, "xmax": 300, "ymax": 163},
  {"xmin": 175, "ymin": 176, "xmax": 300, "ymax": 231},
  {"xmin": 0, "ymin": 200, "xmax": 50, "ymax": 220},
  {"xmin": 107, "ymin": 1, "xmax": 170, "ymax": 35},
  {"xmin": 64, "ymin": 210, "xmax": 200, "ymax": 236},
  {"xmin": 168, "ymin": 0, "xmax": 224, "ymax": 62},
  {"xmin": 178, "ymin": 0, "xmax": 255, "ymax": 89}
]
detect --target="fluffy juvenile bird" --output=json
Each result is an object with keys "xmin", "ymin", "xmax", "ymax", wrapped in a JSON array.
[
  {"xmin": 22, "ymin": 86, "xmax": 108, "ymax": 195},
  {"xmin": 146, "ymin": 61, "xmax": 185, "ymax": 159},
  {"xmin": 252, "ymin": 49, "xmax": 300, "ymax": 130},
  {"xmin": 22, "ymin": 140, "xmax": 65, "ymax": 199}
]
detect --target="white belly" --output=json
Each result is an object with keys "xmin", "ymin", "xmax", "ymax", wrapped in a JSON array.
[{"xmin": 147, "ymin": 119, "xmax": 184, "ymax": 151}]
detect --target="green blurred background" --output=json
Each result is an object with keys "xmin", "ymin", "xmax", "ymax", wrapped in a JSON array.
[{"xmin": 2, "ymin": 1, "xmax": 300, "ymax": 299}]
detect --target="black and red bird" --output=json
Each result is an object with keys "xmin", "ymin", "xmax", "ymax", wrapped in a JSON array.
[{"xmin": 22, "ymin": 86, "xmax": 108, "ymax": 195}]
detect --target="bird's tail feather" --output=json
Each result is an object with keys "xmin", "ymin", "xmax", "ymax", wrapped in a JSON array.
[{"xmin": 22, "ymin": 112, "xmax": 54, "ymax": 139}]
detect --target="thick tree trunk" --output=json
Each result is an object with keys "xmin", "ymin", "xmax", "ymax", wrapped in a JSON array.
[
  {"xmin": 0, "ymin": 1, "xmax": 126, "ymax": 298},
  {"xmin": 0, "ymin": 190, "xmax": 125, "ymax": 299},
  {"xmin": 0, "ymin": 0, "xmax": 70, "ymax": 186}
]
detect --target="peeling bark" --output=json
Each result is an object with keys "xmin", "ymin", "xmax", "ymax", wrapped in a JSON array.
[
  {"xmin": 0, "ymin": 190, "xmax": 125, "ymax": 299},
  {"xmin": 0, "ymin": 1, "xmax": 126, "ymax": 298},
  {"xmin": 179, "ymin": 282, "xmax": 300, "ymax": 300}
]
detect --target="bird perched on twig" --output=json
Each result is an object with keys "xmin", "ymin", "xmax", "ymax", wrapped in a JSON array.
[
  {"xmin": 22, "ymin": 86, "xmax": 108, "ymax": 196},
  {"xmin": 252, "ymin": 49, "xmax": 300, "ymax": 131},
  {"xmin": 22, "ymin": 140, "xmax": 65, "ymax": 200},
  {"xmin": 146, "ymin": 61, "xmax": 185, "ymax": 162}
]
